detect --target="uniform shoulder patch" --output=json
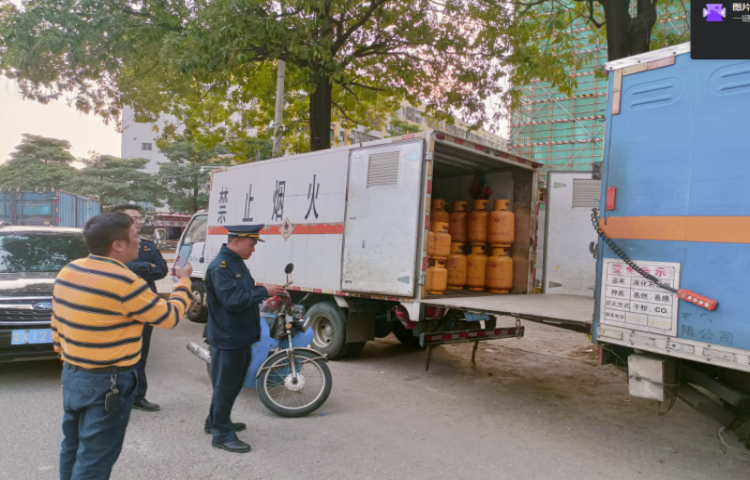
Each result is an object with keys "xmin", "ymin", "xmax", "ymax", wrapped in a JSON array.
[{"xmin": 220, "ymin": 261, "xmax": 228, "ymax": 269}]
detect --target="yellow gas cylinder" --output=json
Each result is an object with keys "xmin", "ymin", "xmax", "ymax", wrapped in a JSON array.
[
  {"xmin": 466, "ymin": 246, "xmax": 488, "ymax": 291},
  {"xmin": 449, "ymin": 201, "xmax": 468, "ymax": 244},
  {"xmin": 427, "ymin": 259, "xmax": 448, "ymax": 295},
  {"xmin": 430, "ymin": 199, "xmax": 450, "ymax": 228},
  {"xmin": 467, "ymin": 199, "xmax": 489, "ymax": 246},
  {"xmin": 488, "ymin": 199, "xmax": 514, "ymax": 247},
  {"xmin": 447, "ymin": 242, "xmax": 467, "ymax": 290},
  {"xmin": 486, "ymin": 247, "xmax": 513, "ymax": 294},
  {"xmin": 429, "ymin": 222, "xmax": 451, "ymax": 259}
]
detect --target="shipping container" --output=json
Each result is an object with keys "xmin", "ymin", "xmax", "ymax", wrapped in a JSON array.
[{"xmin": 0, "ymin": 191, "xmax": 100, "ymax": 227}]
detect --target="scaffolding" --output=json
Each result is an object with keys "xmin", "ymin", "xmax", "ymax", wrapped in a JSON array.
[{"xmin": 510, "ymin": 6, "xmax": 690, "ymax": 178}]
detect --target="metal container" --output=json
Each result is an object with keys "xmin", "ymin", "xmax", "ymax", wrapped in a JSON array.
[
  {"xmin": 426, "ymin": 259, "xmax": 448, "ymax": 295},
  {"xmin": 467, "ymin": 199, "xmax": 489, "ymax": 246},
  {"xmin": 430, "ymin": 199, "xmax": 450, "ymax": 228},
  {"xmin": 449, "ymin": 201, "xmax": 468, "ymax": 244},
  {"xmin": 429, "ymin": 222, "xmax": 451, "ymax": 260},
  {"xmin": 0, "ymin": 191, "xmax": 99, "ymax": 227},
  {"xmin": 466, "ymin": 245, "xmax": 488, "ymax": 291},
  {"xmin": 447, "ymin": 242, "xmax": 467, "ymax": 290},
  {"xmin": 486, "ymin": 247, "xmax": 513, "ymax": 294},
  {"xmin": 488, "ymin": 199, "xmax": 514, "ymax": 247}
]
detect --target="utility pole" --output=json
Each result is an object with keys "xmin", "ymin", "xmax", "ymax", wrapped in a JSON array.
[{"xmin": 272, "ymin": 59, "xmax": 285, "ymax": 157}]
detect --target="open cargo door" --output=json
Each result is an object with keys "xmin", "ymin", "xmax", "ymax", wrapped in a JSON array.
[
  {"xmin": 342, "ymin": 140, "xmax": 424, "ymax": 296},
  {"xmin": 543, "ymin": 172, "xmax": 600, "ymax": 296}
]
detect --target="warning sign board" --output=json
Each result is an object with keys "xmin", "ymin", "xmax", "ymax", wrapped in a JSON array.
[
  {"xmin": 279, "ymin": 218, "xmax": 294, "ymax": 241},
  {"xmin": 599, "ymin": 259, "xmax": 681, "ymax": 336}
]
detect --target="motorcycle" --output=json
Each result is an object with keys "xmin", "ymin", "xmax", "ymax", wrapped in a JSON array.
[{"xmin": 187, "ymin": 263, "xmax": 332, "ymax": 417}]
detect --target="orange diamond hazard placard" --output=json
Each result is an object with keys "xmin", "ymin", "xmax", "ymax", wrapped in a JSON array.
[{"xmin": 280, "ymin": 218, "xmax": 294, "ymax": 241}]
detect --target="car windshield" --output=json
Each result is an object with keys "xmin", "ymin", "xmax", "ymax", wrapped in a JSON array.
[
  {"xmin": 0, "ymin": 232, "xmax": 89, "ymax": 273},
  {"xmin": 182, "ymin": 215, "xmax": 208, "ymax": 247}
]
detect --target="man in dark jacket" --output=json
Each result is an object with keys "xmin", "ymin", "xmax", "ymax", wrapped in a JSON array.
[
  {"xmin": 204, "ymin": 224, "xmax": 283, "ymax": 453},
  {"xmin": 110, "ymin": 204, "xmax": 169, "ymax": 412}
]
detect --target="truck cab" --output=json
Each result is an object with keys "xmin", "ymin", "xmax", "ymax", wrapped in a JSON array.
[{"xmin": 173, "ymin": 211, "xmax": 209, "ymax": 323}]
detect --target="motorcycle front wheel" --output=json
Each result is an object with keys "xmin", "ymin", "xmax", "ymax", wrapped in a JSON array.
[{"xmin": 256, "ymin": 349, "xmax": 332, "ymax": 418}]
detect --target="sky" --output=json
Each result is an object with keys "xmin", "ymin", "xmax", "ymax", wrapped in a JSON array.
[{"xmin": 0, "ymin": 79, "xmax": 122, "ymax": 164}]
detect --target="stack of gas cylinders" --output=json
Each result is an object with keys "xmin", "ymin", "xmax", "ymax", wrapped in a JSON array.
[{"xmin": 426, "ymin": 198, "xmax": 515, "ymax": 295}]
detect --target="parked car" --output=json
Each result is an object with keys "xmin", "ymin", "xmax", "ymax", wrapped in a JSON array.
[{"xmin": 0, "ymin": 225, "xmax": 89, "ymax": 362}]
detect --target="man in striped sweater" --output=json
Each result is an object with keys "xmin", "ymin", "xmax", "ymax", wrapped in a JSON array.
[{"xmin": 52, "ymin": 213, "xmax": 193, "ymax": 480}]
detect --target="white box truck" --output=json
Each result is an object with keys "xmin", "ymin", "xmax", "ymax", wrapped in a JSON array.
[{"xmin": 176, "ymin": 130, "xmax": 594, "ymax": 361}]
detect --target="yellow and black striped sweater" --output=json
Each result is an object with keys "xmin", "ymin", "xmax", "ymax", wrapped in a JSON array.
[{"xmin": 51, "ymin": 255, "xmax": 192, "ymax": 369}]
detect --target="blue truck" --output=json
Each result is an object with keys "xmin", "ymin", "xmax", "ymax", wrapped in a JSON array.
[
  {"xmin": 0, "ymin": 190, "xmax": 100, "ymax": 227},
  {"xmin": 593, "ymin": 43, "xmax": 750, "ymax": 449}
]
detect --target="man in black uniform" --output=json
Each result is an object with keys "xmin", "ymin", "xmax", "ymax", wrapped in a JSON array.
[
  {"xmin": 110, "ymin": 204, "xmax": 169, "ymax": 412},
  {"xmin": 204, "ymin": 224, "xmax": 284, "ymax": 453}
]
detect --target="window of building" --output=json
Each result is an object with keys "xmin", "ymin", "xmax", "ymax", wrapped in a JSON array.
[
  {"xmin": 405, "ymin": 107, "xmax": 416, "ymax": 122},
  {"xmin": 141, "ymin": 143, "xmax": 153, "ymax": 151}
]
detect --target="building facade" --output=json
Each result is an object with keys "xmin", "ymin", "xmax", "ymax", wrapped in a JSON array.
[{"xmin": 509, "ymin": 6, "xmax": 690, "ymax": 178}]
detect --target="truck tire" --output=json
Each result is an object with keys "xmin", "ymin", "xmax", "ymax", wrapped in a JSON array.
[
  {"xmin": 392, "ymin": 321, "xmax": 422, "ymax": 348},
  {"xmin": 307, "ymin": 302, "xmax": 350, "ymax": 360},
  {"xmin": 342, "ymin": 341, "xmax": 367, "ymax": 358},
  {"xmin": 186, "ymin": 280, "xmax": 208, "ymax": 324},
  {"xmin": 374, "ymin": 314, "xmax": 393, "ymax": 338}
]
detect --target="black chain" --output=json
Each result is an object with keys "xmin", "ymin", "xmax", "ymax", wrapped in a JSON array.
[{"xmin": 591, "ymin": 208, "xmax": 677, "ymax": 294}]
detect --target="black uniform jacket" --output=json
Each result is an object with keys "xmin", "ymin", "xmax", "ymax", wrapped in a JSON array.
[
  {"xmin": 205, "ymin": 244, "xmax": 269, "ymax": 349},
  {"xmin": 126, "ymin": 238, "xmax": 168, "ymax": 293}
]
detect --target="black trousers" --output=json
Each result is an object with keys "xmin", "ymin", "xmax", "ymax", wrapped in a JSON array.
[
  {"xmin": 134, "ymin": 324, "xmax": 152, "ymax": 402},
  {"xmin": 205, "ymin": 346, "xmax": 251, "ymax": 444}
]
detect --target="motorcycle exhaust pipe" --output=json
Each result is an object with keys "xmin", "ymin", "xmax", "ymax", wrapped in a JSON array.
[{"xmin": 187, "ymin": 342, "xmax": 211, "ymax": 364}]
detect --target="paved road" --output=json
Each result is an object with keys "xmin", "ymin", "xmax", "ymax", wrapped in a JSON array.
[{"xmin": 1, "ymin": 320, "xmax": 747, "ymax": 480}]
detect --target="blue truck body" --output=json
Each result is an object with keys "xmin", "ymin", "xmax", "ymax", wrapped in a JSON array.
[
  {"xmin": 0, "ymin": 191, "xmax": 100, "ymax": 228},
  {"xmin": 593, "ymin": 43, "xmax": 750, "ymax": 374}
]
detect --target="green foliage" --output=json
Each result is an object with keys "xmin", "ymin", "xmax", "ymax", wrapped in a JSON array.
[
  {"xmin": 506, "ymin": 0, "xmax": 691, "ymax": 110},
  {"xmin": 72, "ymin": 155, "xmax": 161, "ymax": 210},
  {"xmin": 0, "ymin": 158, "xmax": 79, "ymax": 191},
  {"xmin": 8, "ymin": 134, "xmax": 76, "ymax": 165},
  {"xmin": 0, "ymin": 0, "xmax": 514, "ymax": 151},
  {"xmin": 155, "ymin": 135, "xmax": 233, "ymax": 214},
  {"xmin": 386, "ymin": 119, "xmax": 421, "ymax": 137}
]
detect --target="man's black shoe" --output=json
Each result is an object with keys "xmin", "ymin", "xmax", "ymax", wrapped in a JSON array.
[
  {"xmin": 212, "ymin": 440, "xmax": 251, "ymax": 453},
  {"xmin": 204, "ymin": 422, "xmax": 246, "ymax": 435},
  {"xmin": 133, "ymin": 399, "xmax": 160, "ymax": 412}
]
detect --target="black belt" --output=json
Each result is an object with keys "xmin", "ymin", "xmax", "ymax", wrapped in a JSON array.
[{"xmin": 68, "ymin": 364, "xmax": 135, "ymax": 374}]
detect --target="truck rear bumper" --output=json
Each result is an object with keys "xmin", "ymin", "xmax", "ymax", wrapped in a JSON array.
[{"xmin": 420, "ymin": 326, "xmax": 524, "ymax": 347}]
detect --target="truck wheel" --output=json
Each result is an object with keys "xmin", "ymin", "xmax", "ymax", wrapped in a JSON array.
[
  {"xmin": 186, "ymin": 280, "xmax": 208, "ymax": 324},
  {"xmin": 343, "ymin": 341, "xmax": 367, "ymax": 358},
  {"xmin": 392, "ymin": 321, "xmax": 422, "ymax": 348},
  {"xmin": 307, "ymin": 302, "xmax": 349, "ymax": 360},
  {"xmin": 374, "ymin": 314, "xmax": 393, "ymax": 338}
]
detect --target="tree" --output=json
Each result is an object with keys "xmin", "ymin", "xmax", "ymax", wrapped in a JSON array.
[
  {"xmin": 506, "ymin": 0, "xmax": 690, "ymax": 105},
  {"xmin": 0, "ymin": 158, "xmax": 79, "ymax": 191},
  {"xmin": 0, "ymin": 0, "xmax": 512, "ymax": 153},
  {"xmin": 155, "ymin": 136, "xmax": 233, "ymax": 214},
  {"xmin": 73, "ymin": 155, "xmax": 161, "ymax": 210},
  {"xmin": 8, "ymin": 134, "xmax": 76, "ymax": 165},
  {"xmin": 386, "ymin": 119, "xmax": 422, "ymax": 137},
  {"xmin": 0, "ymin": 134, "xmax": 79, "ymax": 190}
]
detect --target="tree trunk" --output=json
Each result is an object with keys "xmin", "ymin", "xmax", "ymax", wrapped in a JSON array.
[
  {"xmin": 309, "ymin": 73, "xmax": 332, "ymax": 151},
  {"xmin": 630, "ymin": 0, "xmax": 657, "ymax": 55},
  {"xmin": 599, "ymin": 0, "xmax": 659, "ymax": 62}
]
